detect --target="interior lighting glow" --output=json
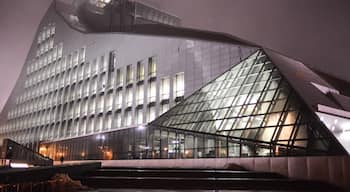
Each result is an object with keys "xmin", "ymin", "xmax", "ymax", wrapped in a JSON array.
[{"xmin": 10, "ymin": 163, "xmax": 29, "ymax": 168}]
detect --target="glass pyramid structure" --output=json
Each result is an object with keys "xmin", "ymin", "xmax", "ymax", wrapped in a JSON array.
[{"xmin": 152, "ymin": 50, "xmax": 344, "ymax": 155}]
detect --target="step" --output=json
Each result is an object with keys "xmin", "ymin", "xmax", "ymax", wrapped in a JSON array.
[
  {"xmin": 87, "ymin": 168, "xmax": 284, "ymax": 179},
  {"xmin": 80, "ymin": 176, "xmax": 342, "ymax": 191}
]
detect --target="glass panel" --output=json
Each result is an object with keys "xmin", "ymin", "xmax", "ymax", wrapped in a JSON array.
[
  {"xmin": 136, "ymin": 85, "xmax": 144, "ymax": 105},
  {"xmin": 278, "ymin": 125, "xmax": 294, "ymax": 144},
  {"xmin": 137, "ymin": 61, "xmax": 144, "ymax": 81},
  {"xmin": 148, "ymin": 57, "xmax": 156, "ymax": 77},
  {"xmin": 160, "ymin": 76, "xmax": 170, "ymax": 100},
  {"xmin": 148, "ymin": 81, "xmax": 156, "ymax": 103},
  {"xmin": 126, "ymin": 64, "xmax": 133, "ymax": 84},
  {"xmin": 174, "ymin": 72, "xmax": 185, "ymax": 98}
]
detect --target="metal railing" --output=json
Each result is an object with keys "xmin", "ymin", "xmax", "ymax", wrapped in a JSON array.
[{"xmin": 1, "ymin": 139, "xmax": 53, "ymax": 167}]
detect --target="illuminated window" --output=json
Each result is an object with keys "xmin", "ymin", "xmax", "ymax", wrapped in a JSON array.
[
  {"xmin": 86, "ymin": 117, "xmax": 94, "ymax": 134},
  {"xmin": 101, "ymin": 55, "xmax": 108, "ymax": 72},
  {"xmin": 73, "ymin": 51, "xmax": 79, "ymax": 66},
  {"xmin": 83, "ymin": 82, "xmax": 89, "ymax": 97},
  {"xmin": 148, "ymin": 57, "xmax": 156, "ymax": 78},
  {"xmin": 160, "ymin": 76, "xmax": 170, "ymax": 100},
  {"xmin": 90, "ymin": 97, "xmax": 96, "ymax": 114},
  {"xmin": 78, "ymin": 65, "xmax": 84, "ymax": 80},
  {"xmin": 160, "ymin": 103, "xmax": 169, "ymax": 114},
  {"xmin": 82, "ymin": 99, "xmax": 88, "ymax": 116},
  {"xmin": 84, "ymin": 62, "xmax": 91, "ymax": 78},
  {"xmin": 106, "ymin": 114, "xmax": 112, "ymax": 130},
  {"xmin": 71, "ymin": 67, "xmax": 77, "ymax": 83},
  {"xmin": 72, "ymin": 120, "xmax": 79, "ymax": 136},
  {"xmin": 47, "ymin": 51, "xmax": 52, "ymax": 64},
  {"xmin": 114, "ymin": 91, "xmax": 122, "ymax": 109},
  {"xmin": 116, "ymin": 68, "xmax": 123, "ymax": 87},
  {"xmin": 79, "ymin": 47, "xmax": 86, "ymax": 64},
  {"xmin": 57, "ymin": 43, "xmax": 63, "ymax": 58},
  {"xmin": 46, "ymin": 25, "xmax": 51, "ymax": 39},
  {"xmin": 125, "ymin": 110, "xmax": 132, "ymax": 126},
  {"xmin": 137, "ymin": 61, "xmax": 144, "ymax": 81},
  {"xmin": 96, "ymin": 115, "xmax": 103, "ymax": 132},
  {"xmin": 136, "ymin": 108, "xmax": 143, "ymax": 124},
  {"xmin": 97, "ymin": 95, "xmax": 104, "ymax": 113},
  {"xmin": 126, "ymin": 64, "xmax": 134, "ymax": 85},
  {"xmin": 50, "ymin": 24, "xmax": 55, "ymax": 35},
  {"xmin": 99, "ymin": 73, "xmax": 107, "ymax": 92},
  {"xmin": 80, "ymin": 118, "xmax": 87, "ymax": 135},
  {"xmin": 136, "ymin": 84, "xmax": 144, "ymax": 105},
  {"xmin": 92, "ymin": 59, "xmax": 98, "ymax": 75},
  {"xmin": 37, "ymin": 32, "xmax": 42, "ymax": 44},
  {"xmin": 49, "ymin": 38, "xmax": 54, "ymax": 50},
  {"xmin": 115, "ymin": 112, "xmax": 122, "ymax": 128},
  {"xmin": 147, "ymin": 106, "xmax": 156, "ymax": 122},
  {"xmin": 91, "ymin": 77, "xmax": 98, "ymax": 94},
  {"xmin": 66, "ymin": 54, "xmax": 72, "ymax": 69},
  {"xmin": 148, "ymin": 81, "xmax": 156, "ymax": 103},
  {"xmin": 106, "ymin": 93, "xmax": 113, "ymax": 111},
  {"xmin": 174, "ymin": 72, "xmax": 184, "ymax": 98},
  {"xmin": 126, "ymin": 88, "xmax": 133, "ymax": 107}
]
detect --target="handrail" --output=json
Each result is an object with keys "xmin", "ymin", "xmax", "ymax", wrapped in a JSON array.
[{"xmin": 1, "ymin": 139, "xmax": 53, "ymax": 166}]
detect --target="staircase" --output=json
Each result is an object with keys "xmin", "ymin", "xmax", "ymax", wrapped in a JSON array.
[{"xmin": 79, "ymin": 167, "xmax": 344, "ymax": 191}]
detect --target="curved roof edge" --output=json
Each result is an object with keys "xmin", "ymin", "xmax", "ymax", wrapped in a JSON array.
[{"xmin": 53, "ymin": 1, "xmax": 258, "ymax": 47}]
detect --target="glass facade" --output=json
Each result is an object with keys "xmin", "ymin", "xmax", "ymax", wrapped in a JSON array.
[
  {"xmin": 1, "ymin": 1, "xmax": 348, "ymax": 161},
  {"xmin": 39, "ymin": 50, "xmax": 345, "ymax": 161},
  {"xmin": 152, "ymin": 50, "xmax": 343, "ymax": 155}
]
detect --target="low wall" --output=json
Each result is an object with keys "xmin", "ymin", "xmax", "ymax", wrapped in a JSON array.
[{"xmin": 60, "ymin": 156, "xmax": 350, "ymax": 190}]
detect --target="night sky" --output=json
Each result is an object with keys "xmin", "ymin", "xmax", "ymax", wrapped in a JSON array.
[{"xmin": 0, "ymin": 0, "xmax": 350, "ymax": 112}]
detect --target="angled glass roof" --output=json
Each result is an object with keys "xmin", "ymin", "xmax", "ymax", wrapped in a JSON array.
[{"xmin": 152, "ymin": 50, "xmax": 345, "ymax": 154}]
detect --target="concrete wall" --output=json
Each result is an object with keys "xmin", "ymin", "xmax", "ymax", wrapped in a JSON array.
[{"xmin": 62, "ymin": 156, "xmax": 350, "ymax": 190}]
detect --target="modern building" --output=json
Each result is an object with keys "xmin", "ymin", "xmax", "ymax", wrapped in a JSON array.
[{"xmin": 1, "ymin": 0, "xmax": 350, "ymax": 163}]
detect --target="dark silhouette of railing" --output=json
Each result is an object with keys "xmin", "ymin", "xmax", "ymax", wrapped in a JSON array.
[{"xmin": 0, "ymin": 139, "xmax": 53, "ymax": 166}]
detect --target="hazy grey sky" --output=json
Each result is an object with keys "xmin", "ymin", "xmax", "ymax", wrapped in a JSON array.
[
  {"xmin": 0, "ymin": 0, "xmax": 52, "ymax": 112},
  {"xmin": 0, "ymin": 0, "xmax": 350, "ymax": 113}
]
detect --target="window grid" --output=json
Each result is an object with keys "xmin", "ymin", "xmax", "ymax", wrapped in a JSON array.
[{"xmin": 152, "ymin": 50, "xmax": 334, "ymax": 153}]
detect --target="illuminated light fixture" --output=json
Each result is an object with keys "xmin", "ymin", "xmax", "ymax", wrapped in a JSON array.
[
  {"xmin": 331, "ymin": 125, "xmax": 335, "ymax": 131},
  {"xmin": 138, "ymin": 125, "xmax": 146, "ymax": 130},
  {"xmin": 96, "ymin": 134, "xmax": 106, "ymax": 140},
  {"xmin": 320, "ymin": 116, "xmax": 324, "ymax": 122},
  {"xmin": 10, "ymin": 163, "xmax": 29, "ymax": 168}
]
